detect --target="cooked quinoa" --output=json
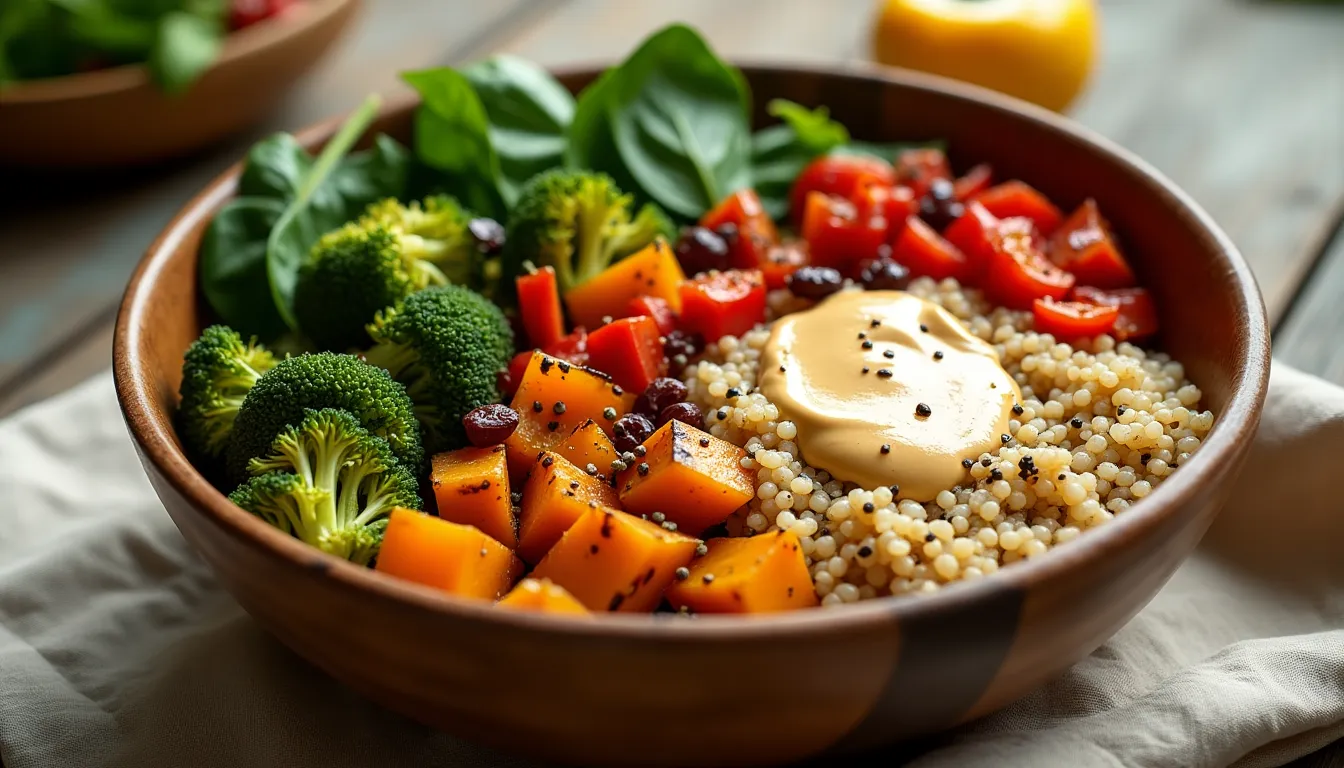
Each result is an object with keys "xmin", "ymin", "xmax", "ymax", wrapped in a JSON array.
[{"xmin": 683, "ymin": 277, "xmax": 1215, "ymax": 605}]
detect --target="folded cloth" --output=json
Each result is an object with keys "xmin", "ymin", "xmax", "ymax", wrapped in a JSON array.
[{"xmin": 0, "ymin": 364, "xmax": 1340, "ymax": 768}]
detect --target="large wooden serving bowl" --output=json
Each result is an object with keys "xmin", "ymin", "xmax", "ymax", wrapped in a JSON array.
[{"xmin": 113, "ymin": 64, "xmax": 1269, "ymax": 767}]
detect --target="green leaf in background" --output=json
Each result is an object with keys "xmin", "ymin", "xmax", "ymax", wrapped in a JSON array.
[
  {"xmin": 148, "ymin": 10, "xmax": 221, "ymax": 94},
  {"xmin": 462, "ymin": 55, "xmax": 575, "ymax": 204},
  {"xmin": 402, "ymin": 66, "xmax": 508, "ymax": 219},
  {"xmin": 599, "ymin": 24, "xmax": 753, "ymax": 220},
  {"xmin": 751, "ymin": 99, "xmax": 850, "ymax": 220}
]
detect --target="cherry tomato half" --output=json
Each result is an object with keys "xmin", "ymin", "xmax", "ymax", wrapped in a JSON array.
[
  {"xmin": 1032, "ymin": 298, "xmax": 1121, "ymax": 339},
  {"xmin": 891, "ymin": 215, "xmax": 971, "ymax": 283},
  {"xmin": 801, "ymin": 191, "xmax": 889, "ymax": 275},
  {"xmin": 759, "ymin": 241, "xmax": 810, "ymax": 290},
  {"xmin": 790, "ymin": 155, "xmax": 896, "ymax": 224},
  {"xmin": 952, "ymin": 163, "xmax": 994, "ymax": 201},
  {"xmin": 942, "ymin": 201, "xmax": 1000, "ymax": 271},
  {"xmin": 971, "ymin": 181, "xmax": 1065, "ymax": 235},
  {"xmin": 701, "ymin": 189, "xmax": 778, "ymax": 271},
  {"xmin": 894, "ymin": 148, "xmax": 953, "ymax": 198},
  {"xmin": 1049, "ymin": 200, "xmax": 1137, "ymax": 289},
  {"xmin": 983, "ymin": 219, "xmax": 1074, "ymax": 309},
  {"xmin": 1073, "ymin": 286, "xmax": 1159, "ymax": 342},
  {"xmin": 678, "ymin": 270, "xmax": 767, "ymax": 342}
]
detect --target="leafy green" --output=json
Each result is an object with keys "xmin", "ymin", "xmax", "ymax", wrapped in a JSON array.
[
  {"xmin": 833, "ymin": 139, "xmax": 948, "ymax": 163},
  {"xmin": 402, "ymin": 67, "xmax": 507, "ymax": 219},
  {"xmin": 148, "ymin": 9, "xmax": 221, "ymax": 94},
  {"xmin": 750, "ymin": 99, "xmax": 851, "ymax": 220},
  {"xmin": 462, "ymin": 55, "xmax": 574, "ymax": 203},
  {"xmin": 199, "ymin": 96, "xmax": 410, "ymax": 340},
  {"xmin": 595, "ymin": 24, "xmax": 753, "ymax": 221}
]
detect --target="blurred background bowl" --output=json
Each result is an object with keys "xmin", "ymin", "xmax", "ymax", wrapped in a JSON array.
[{"xmin": 0, "ymin": 0, "xmax": 360, "ymax": 169}]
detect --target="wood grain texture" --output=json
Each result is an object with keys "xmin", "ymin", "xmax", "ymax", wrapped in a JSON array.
[{"xmin": 1277, "ymin": 211, "xmax": 1344, "ymax": 383}]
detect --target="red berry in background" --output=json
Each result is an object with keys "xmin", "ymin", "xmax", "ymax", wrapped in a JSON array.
[{"xmin": 230, "ymin": 0, "xmax": 294, "ymax": 30}]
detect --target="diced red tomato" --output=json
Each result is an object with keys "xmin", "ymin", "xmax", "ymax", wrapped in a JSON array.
[
  {"xmin": 678, "ymin": 270, "xmax": 767, "ymax": 342},
  {"xmin": 515, "ymin": 265, "xmax": 566, "ymax": 349},
  {"xmin": 891, "ymin": 216, "xmax": 971, "ymax": 283},
  {"xmin": 624, "ymin": 295, "xmax": 677, "ymax": 336},
  {"xmin": 1049, "ymin": 200, "xmax": 1137, "ymax": 289},
  {"xmin": 868, "ymin": 184, "xmax": 918, "ymax": 242},
  {"xmin": 894, "ymin": 148, "xmax": 953, "ymax": 198},
  {"xmin": 942, "ymin": 201, "xmax": 1001, "ymax": 271},
  {"xmin": 790, "ymin": 155, "xmax": 896, "ymax": 224},
  {"xmin": 230, "ymin": 0, "xmax": 292, "ymax": 30},
  {"xmin": 587, "ymin": 317, "xmax": 668, "ymax": 393},
  {"xmin": 541, "ymin": 327, "xmax": 589, "ymax": 368},
  {"xmin": 801, "ymin": 191, "xmax": 889, "ymax": 275},
  {"xmin": 1074, "ymin": 286, "xmax": 1159, "ymax": 342},
  {"xmin": 970, "ymin": 181, "xmax": 1065, "ymax": 235},
  {"xmin": 1032, "ymin": 299, "xmax": 1121, "ymax": 339},
  {"xmin": 759, "ymin": 241, "xmax": 810, "ymax": 289},
  {"xmin": 952, "ymin": 163, "xmax": 993, "ymax": 201},
  {"xmin": 983, "ymin": 220, "xmax": 1075, "ymax": 309},
  {"xmin": 503, "ymin": 351, "xmax": 532, "ymax": 398},
  {"xmin": 701, "ymin": 189, "xmax": 778, "ymax": 270}
]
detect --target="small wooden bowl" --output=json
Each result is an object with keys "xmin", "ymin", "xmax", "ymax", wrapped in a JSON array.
[
  {"xmin": 0, "ymin": 0, "xmax": 359, "ymax": 169},
  {"xmin": 114, "ymin": 64, "xmax": 1269, "ymax": 767}
]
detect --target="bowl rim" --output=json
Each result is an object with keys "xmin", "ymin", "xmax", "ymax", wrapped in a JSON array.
[
  {"xmin": 113, "ymin": 60, "xmax": 1270, "ymax": 641},
  {"xmin": 0, "ymin": 0, "xmax": 355, "ymax": 105}
]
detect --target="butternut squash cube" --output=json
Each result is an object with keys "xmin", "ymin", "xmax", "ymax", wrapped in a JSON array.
[
  {"xmin": 430, "ymin": 445, "xmax": 515, "ymax": 548},
  {"xmin": 505, "ymin": 351, "xmax": 634, "ymax": 479},
  {"xmin": 557, "ymin": 419, "xmax": 620, "ymax": 478},
  {"xmin": 665, "ymin": 531, "xmax": 819, "ymax": 614},
  {"xmin": 531, "ymin": 507, "xmax": 699, "ymax": 613},
  {"xmin": 518, "ymin": 451, "xmax": 620, "ymax": 564},
  {"xmin": 497, "ymin": 578, "xmax": 590, "ymax": 615},
  {"xmin": 563, "ymin": 238, "xmax": 686, "ymax": 330},
  {"xmin": 375, "ymin": 508, "xmax": 522, "ymax": 600},
  {"xmin": 617, "ymin": 420, "xmax": 754, "ymax": 535}
]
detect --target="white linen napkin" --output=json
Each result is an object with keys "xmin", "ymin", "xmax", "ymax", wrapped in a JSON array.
[{"xmin": 0, "ymin": 364, "xmax": 1340, "ymax": 768}]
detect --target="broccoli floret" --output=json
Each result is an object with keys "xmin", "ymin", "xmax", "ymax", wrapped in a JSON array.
[
  {"xmin": 177, "ymin": 325, "xmax": 278, "ymax": 459},
  {"xmin": 228, "ymin": 409, "xmax": 420, "ymax": 565},
  {"xmin": 294, "ymin": 195, "xmax": 480, "ymax": 351},
  {"xmin": 363, "ymin": 285, "xmax": 514, "ymax": 453},
  {"xmin": 226, "ymin": 352, "xmax": 423, "ymax": 481},
  {"xmin": 503, "ymin": 169, "xmax": 674, "ymax": 295}
]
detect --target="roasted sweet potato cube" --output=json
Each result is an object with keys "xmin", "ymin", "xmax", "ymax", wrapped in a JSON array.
[
  {"xmin": 665, "ymin": 531, "xmax": 819, "ymax": 614},
  {"xmin": 375, "ymin": 508, "xmax": 523, "ymax": 600},
  {"xmin": 517, "ymin": 452, "xmax": 620, "ymax": 564},
  {"xmin": 497, "ymin": 578, "xmax": 591, "ymax": 615},
  {"xmin": 563, "ymin": 238, "xmax": 686, "ymax": 330},
  {"xmin": 531, "ymin": 507, "xmax": 699, "ymax": 613},
  {"xmin": 557, "ymin": 419, "xmax": 620, "ymax": 478},
  {"xmin": 617, "ymin": 420, "xmax": 754, "ymax": 535},
  {"xmin": 430, "ymin": 445, "xmax": 515, "ymax": 548},
  {"xmin": 505, "ymin": 351, "xmax": 634, "ymax": 479}
]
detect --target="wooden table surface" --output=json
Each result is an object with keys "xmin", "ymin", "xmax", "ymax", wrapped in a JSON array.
[{"xmin": 0, "ymin": 0, "xmax": 1341, "ymax": 764}]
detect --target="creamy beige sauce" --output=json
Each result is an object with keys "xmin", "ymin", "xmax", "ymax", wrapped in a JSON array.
[{"xmin": 758, "ymin": 290, "xmax": 1021, "ymax": 501}]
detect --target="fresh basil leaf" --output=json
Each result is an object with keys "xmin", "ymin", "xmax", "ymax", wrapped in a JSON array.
[
  {"xmin": 601, "ymin": 24, "xmax": 752, "ymax": 220},
  {"xmin": 266, "ymin": 94, "xmax": 385, "ymax": 331},
  {"xmin": 148, "ymin": 10, "xmax": 221, "ymax": 94},
  {"xmin": 834, "ymin": 139, "xmax": 948, "ymax": 163},
  {"xmin": 751, "ymin": 99, "xmax": 850, "ymax": 220},
  {"xmin": 200, "ymin": 197, "xmax": 288, "ymax": 340},
  {"xmin": 402, "ymin": 67, "xmax": 507, "ymax": 219},
  {"xmin": 463, "ymin": 55, "xmax": 574, "ymax": 200}
]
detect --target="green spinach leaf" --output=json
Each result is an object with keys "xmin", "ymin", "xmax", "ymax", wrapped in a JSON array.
[
  {"xmin": 462, "ymin": 55, "xmax": 574, "ymax": 201},
  {"xmin": 600, "ymin": 24, "xmax": 753, "ymax": 220},
  {"xmin": 751, "ymin": 99, "xmax": 850, "ymax": 220},
  {"xmin": 200, "ymin": 198, "xmax": 288, "ymax": 340},
  {"xmin": 402, "ymin": 66, "xmax": 507, "ymax": 219},
  {"xmin": 565, "ymin": 66, "xmax": 648, "ymax": 202},
  {"xmin": 148, "ymin": 9, "xmax": 221, "ymax": 94}
]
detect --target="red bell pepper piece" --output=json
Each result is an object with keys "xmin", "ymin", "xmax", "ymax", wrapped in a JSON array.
[
  {"xmin": 891, "ymin": 215, "xmax": 971, "ymax": 283},
  {"xmin": 759, "ymin": 241, "xmax": 810, "ymax": 290},
  {"xmin": 586, "ymin": 317, "xmax": 668, "ymax": 393},
  {"xmin": 502, "ymin": 351, "xmax": 532, "ymax": 398},
  {"xmin": 790, "ymin": 154, "xmax": 896, "ymax": 224},
  {"xmin": 678, "ymin": 270, "xmax": 767, "ymax": 342},
  {"xmin": 701, "ymin": 189, "xmax": 778, "ymax": 271},
  {"xmin": 801, "ymin": 191, "xmax": 889, "ymax": 276},
  {"xmin": 542, "ymin": 327, "xmax": 589, "ymax": 368},
  {"xmin": 952, "ymin": 163, "xmax": 994, "ymax": 201},
  {"xmin": 1049, "ymin": 200, "xmax": 1137, "ymax": 289},
  {"xmin": 1074, "ymin": 286, "xmax": 1159, "ymax": 342},
  {"xmin": 1032, "ymin": 298, "xmax": 1121, "ymax": 339},
  {"xmin": 515, "ymin": 265, "xmax": 566, "ymax": 350},
  {"xmin": 625, "ymin": 295, "xmax": 678, "ymax": 336},
  {"xmin": 970, "ymin": 181, "xmax": 1065, "ymax": 235},
  {"xmin": 894, "ymin": 148, "xmax": 953, "ymax": 198},
  {"xmin": 983, "ymin": 218, "xmax": 1075, "ymax": 309}
]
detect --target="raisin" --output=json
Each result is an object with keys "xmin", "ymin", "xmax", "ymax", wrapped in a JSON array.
[
  {"xmin": 462, "ymin": 403, "xmax": 519, "ymax": 447},
  {"xmin": 612, "ymin": 413, "xmax": 656, "ymax": 454},
  {"xmin": 786, "ymin": 265, "xmax": 844, "ymax": 300},
  {"xmin": 673, "ymin": 226, "xmax": 729, "ymax": 276},
  {"xmin": 658, "ymin": 401, "xmax": 704, "ymax": 429},
  {"xmin": 636, "ymin": 377, "xmax": 689, "ymax": 417},
  {"xmin": 858, "ymin": 258, "xmax": 911, "ymax": 291}
]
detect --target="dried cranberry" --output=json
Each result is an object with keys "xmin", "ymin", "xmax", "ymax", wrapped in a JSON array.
[
  {"xmin": 658, "ymin": 401, "xmax": 704, "ymax": 429},
  {"xmin": 674, "ymin": 226, "xmax": 729, "ymax": 275},
  {"xmin": 786, "ymin": 265, "xmax": 844, "ymax": 300},
  {"xmin": 637, "ymin": 377, "xmax": 688, "ymax": 417},
  {"xmin": 858, "ymin": 258, "xmax": 911, "ymax": 291},
  {"xmin": 612, "ymin": 413, "xmax": 656, "ymax": 454},
  {"xmin": 468, "ymin": 218, "xmax": 506, "ymax": 255},
  {"xmin": 462, "ymin": 403, "xmax": 519, "ymax": 447},
  {"xmin": 664, "ymin": 329, "xmax": 704, "ymax": 376},
  {"xmin": 917, "ymin": 180, "xmax": 965, "ymax": 231}
]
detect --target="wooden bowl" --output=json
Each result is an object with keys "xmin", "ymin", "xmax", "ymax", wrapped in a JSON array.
[
  {"xmin": 0, "ymin": 0, "xmax": 359, "ymax": 169},
  {"xmin": 113, "ymin": 64, "xmax": 1270, "ymax": 767}
]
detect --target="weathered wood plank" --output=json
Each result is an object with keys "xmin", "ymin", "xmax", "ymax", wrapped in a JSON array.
[
  {"xmin": 0, "ymin": 316, "xmax": 113, "ymax": 418},
  {"xmin": 0, "ymin": 0, "xmax": 545, "ymax": 389},
  {"xmin": 1276, "ymin": 210, "xmax": 1344, "ymax": 384}
]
